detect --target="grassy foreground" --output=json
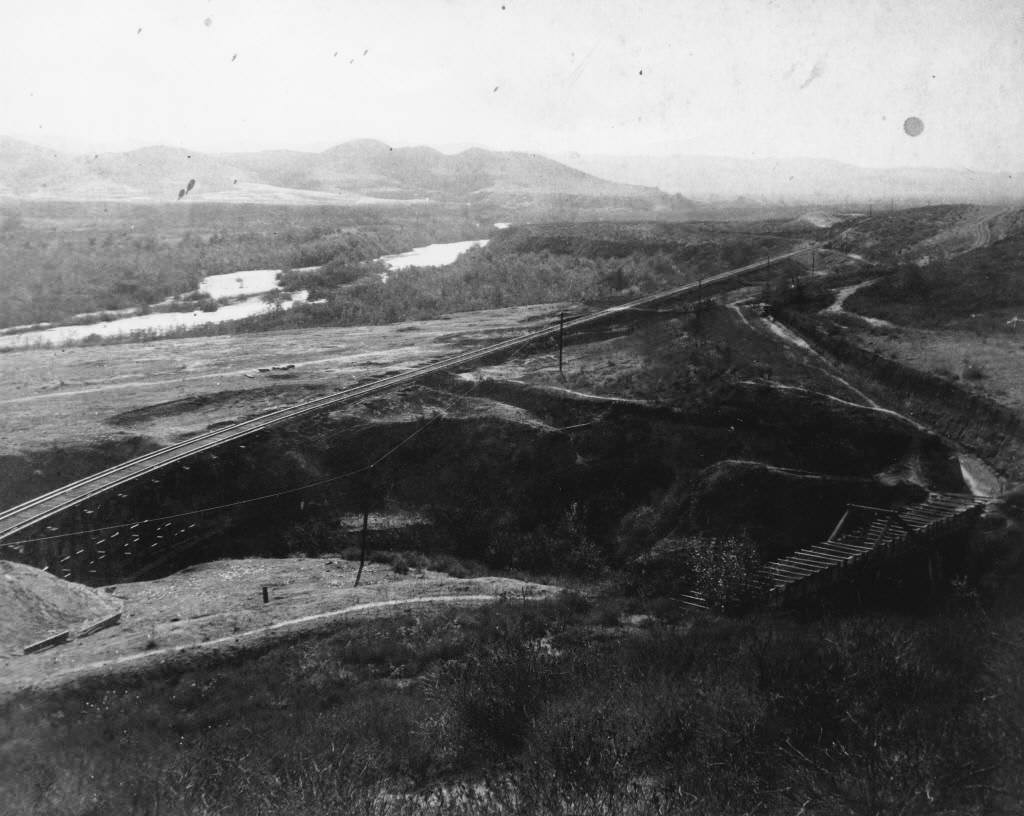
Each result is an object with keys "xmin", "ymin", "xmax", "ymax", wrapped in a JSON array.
[{"xmin": 2, "ymin": 592, "xmax": 1023, "ymax": 815}]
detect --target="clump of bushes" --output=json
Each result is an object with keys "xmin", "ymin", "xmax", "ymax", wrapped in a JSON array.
[
  {"xmin": 333, "ymin": 545, "xmax": 485, "ymax": 579},
  {"xmin": 962, "ymin": 357, "xmax": 987, "ymax": 381},
  {"xmin": 1, "ymin": 596, "xmax": 1016, "ymax": 815},
  {"xmin": 391, "ymin": 554, "xmax": 410, "ymax": 574},
  {"xmin": 627, "ymin": 534, "xmax": 762, "ymax": 610}
]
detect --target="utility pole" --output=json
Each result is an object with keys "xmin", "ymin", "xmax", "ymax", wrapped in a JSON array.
[
  {"xmin": 558, "ymin": 310, "xmax": 565, "ymax": 377},
  {"xmin": 354, "ymin": 505, "xmax": 369, "ymax": 587}
]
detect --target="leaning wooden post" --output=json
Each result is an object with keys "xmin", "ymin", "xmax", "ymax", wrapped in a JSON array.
[
  {"xmin": 558, "ymin": 311, "xmax": 565, "ymax": 378},
  {"xmin": 354, "ymin": 506, "xmax": 369, "ymax": 587}
]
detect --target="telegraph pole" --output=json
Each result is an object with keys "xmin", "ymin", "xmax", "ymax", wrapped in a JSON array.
[
  {"xmin": 558, "ymin": 311, "xmax": 565, "ymax": 377},
  {"xmin": 354, "ymin": 505, "xmax": 369, "ymax": 587}
]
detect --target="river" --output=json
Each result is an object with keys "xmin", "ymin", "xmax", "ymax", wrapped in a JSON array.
[
  {"xmin": 0, "ymin": 266, "xmax": 316, "ymax": 350},
  {"xmin": 378, "ymin": 239, "xmax": 489, "ymax": 271},
  {"xmin": 0, "ymin": 235, "xmax": 497, "ymax": 349}
]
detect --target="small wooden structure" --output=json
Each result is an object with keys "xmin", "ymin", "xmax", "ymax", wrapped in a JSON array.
[
  {"xmin": 680, "ymin": 492, "xmax": 986, "ymax": 611},
  {"xmin": 23, "ymin": 630, "xmax": 70, "ymax": 655}
]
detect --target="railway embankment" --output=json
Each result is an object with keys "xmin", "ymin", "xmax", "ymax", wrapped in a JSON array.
[
  {"xmin": 0, "ymin": 436, "xmax": 160, "ymax": 514},
  {"xmin": 3, "ymin": 359, "xmax": 964, "ymax": 589}
]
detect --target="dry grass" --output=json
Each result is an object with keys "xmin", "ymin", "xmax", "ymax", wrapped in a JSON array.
[
  {"xmin": 856, "ymin": 326, "xmax": 1024, "ymax": 414},
  {"xmin": 0, "ymin": 560, "xmax": 119, "ymax": 655},
  {"xmin": 1, "ymin": 595, "xmax": 1019, "ymax": 816},
  {"xmin": 0, "ymin": 303, "xmax": 565, "ymax": 456},
  {"xmin": 0, "ymin": 557, "xmax": 558, "ymax": 696}
]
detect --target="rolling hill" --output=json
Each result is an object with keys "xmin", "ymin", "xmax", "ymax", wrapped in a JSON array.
[
  {"xmin": 559, "ymin": 152, "xmax": 1024, "ymax": 206},
  {"xmin": 0, "ymin": 137, "xmax": 685, "ymax": 213}
]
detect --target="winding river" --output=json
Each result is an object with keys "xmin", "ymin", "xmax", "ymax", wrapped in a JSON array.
[{"xmin": 0, "ymin": 237, "xmax": 495, "ymax": 349}]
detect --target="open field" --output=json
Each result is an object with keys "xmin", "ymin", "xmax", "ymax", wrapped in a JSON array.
[
  {"xmin": 0, "ymin": 303, "xmax": 565, "ymax": 457},
  {"xmin": 853, "ymin": 326, "xmax": 1024, "ymax": 414}
]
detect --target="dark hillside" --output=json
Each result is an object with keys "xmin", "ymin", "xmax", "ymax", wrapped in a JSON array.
[
  {"xmin": 832, "ymin": 204, "xmax": 973, "ymax": 261},
  {"xmin": 847, "ymin": 233, "xmax": 1024, "ymax": 328}
]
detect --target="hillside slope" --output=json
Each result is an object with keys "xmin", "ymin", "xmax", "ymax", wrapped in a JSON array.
[
  {"xmin": 560, "ymin": 152, "xmax": 1024, "ymax": 205},
  {"xmin": 0, "ymin": 137, "xmax": 682, "ymax": 211}
]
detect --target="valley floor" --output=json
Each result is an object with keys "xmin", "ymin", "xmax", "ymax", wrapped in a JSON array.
[{"xmin": 0, "ymin": 303, "xmax": 566, "ymax": 457}]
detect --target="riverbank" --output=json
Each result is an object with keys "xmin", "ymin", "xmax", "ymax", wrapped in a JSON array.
[{"xmin": 0, "ymin": 235, "xmax": 494, "ymax": 350}]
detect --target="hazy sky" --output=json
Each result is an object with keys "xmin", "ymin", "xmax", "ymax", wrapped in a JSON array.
[{"xmin": 2, "ymin": 0, "xmax": 1022, "ymax": 170}]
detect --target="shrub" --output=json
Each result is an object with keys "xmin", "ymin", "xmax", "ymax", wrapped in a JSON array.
[
  {"xmin": 629, "ymin": 534, "xmax": 762, "ymax": 610},
  {"xmin": 453, "ymin": 633, "xmax": 558, "ymax": 758},
  {"xmin": 962, "ymin": 358, "xmax": 987, "ymax": 380},
  {"xmin": 282, "ymin": 517, "xmax": 341, "ymax": 556},
  {"xmin": 686, "ymin": 534, "xmax": 762, "ymax": 610},
  {"xmin": 392, "ymin": 554, "xmax": 410, "ymax": 575}
]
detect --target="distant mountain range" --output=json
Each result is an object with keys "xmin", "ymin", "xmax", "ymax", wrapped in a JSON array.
[
  {"xmin": 0, "ymin": 136, "xmax": 683, "ymax": 213},
  {"xmin": 4, "ymin": 135, "xmax": 1018, "ymax": 210},
  {"xmin": 558, "ymin": 153, "xmax": 1024, "ymax": 206}
]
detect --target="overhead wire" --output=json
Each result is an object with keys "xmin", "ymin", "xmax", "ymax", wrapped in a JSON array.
[
  {"xmin": 3, "ymin": 247, "xmax": 811, "ymax": 553},
  {"xmin": 14, "ymin": 244, "xmax": 813, "ymax": 559},
  {"xmin": 1, "ymin": 319, "xmax": 548, "ymax": 552}
]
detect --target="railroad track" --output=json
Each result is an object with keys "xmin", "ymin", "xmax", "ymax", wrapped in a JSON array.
[{"xmin": 0, "ymin": 248, "xmax": 807, "ymax": 548}]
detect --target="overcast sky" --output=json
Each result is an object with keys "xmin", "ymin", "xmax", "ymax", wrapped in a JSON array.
[{"xmin": 1, "ymin": 0, "xmax": 1021, "ymax": 171}]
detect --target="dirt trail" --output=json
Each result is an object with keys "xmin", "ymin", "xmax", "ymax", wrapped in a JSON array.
[
  {"xmin": 734, "ymin": 304, "xmax": 881, "ymax": 409},
  {"xmin": 966, "ymin": 207, "xmax": 1013, "ymax": 251},
  {"xmin": 957, "ymin": 453, "xmax": 1002, "ymax": 498},
  {"xmin": 751, "ymin": 314, "xmax": 952, "ymax": 430},
  {"xmin": 5, "ymin": 593, "xmax": 545, "ymax": 700},
  {"xmin": 737, "ymin": 379, "xmax": 921, "ymax": 429},
  {"xmin": 0, "ymin": 557, "xmax": 560, "ymax": 698},
  {"xmin": 912, "ymin": 206, "xmax": 1015, "ymax": 258},
  {"xmin": 823, "ymin": 279, "xmax": 895, "ymax": 328},
  {"xmin": 766, "ymin": 315, "xmax": 1003, "ymax": 497}
]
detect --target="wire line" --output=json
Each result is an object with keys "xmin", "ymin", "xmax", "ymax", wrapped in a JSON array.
[{"xmin": 1, "ymin": 329, "xmax": 543, "ymax": 551}]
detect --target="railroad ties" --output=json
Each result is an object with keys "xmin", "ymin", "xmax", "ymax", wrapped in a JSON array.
[
  {"xmin": 0, "ymin": 249, "xmax": 809, "ymax": 560},
  {"xmin": 678, "ymin": 590, "xmax": 711, "ymax": 611},
  {"xmin": 680, "ymin": 492, "xmax": 986, "ymax": 611},
  {"xmin": 765, "ymin": 492, "xmax": 985, "ymax": 605}
]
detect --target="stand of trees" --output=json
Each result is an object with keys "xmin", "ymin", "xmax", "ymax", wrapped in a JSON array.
[{"xmin": 0, "ymin": 201, "xmax": 479, "ymax": 329}]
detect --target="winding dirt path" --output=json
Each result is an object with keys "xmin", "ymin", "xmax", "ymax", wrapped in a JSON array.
[
  {"xmin": 762, "ymin": 315, "xmax": 1002, "ymax": 497},
  {"xmin": 965, "ymin": 207, "xmax": 1012, "ymax": 252},
  {"xmin": 2, "ymin": 592, "xmax": 538, "ymax": 700},
  {"xmin": 823, "ymin": 278, "xmax": 895, "ymax": 328},
  {"xmin": 0, "ymin": 557, "xmax": 561, "ymax": 700}
]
